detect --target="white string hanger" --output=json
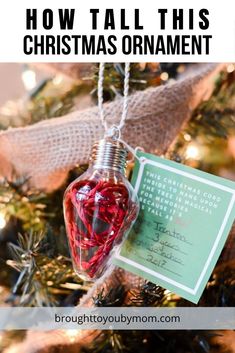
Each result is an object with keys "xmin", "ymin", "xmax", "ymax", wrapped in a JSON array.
[
  {"xmin": 97, "ymin": 62, "xmax": 144, "ymax": 163},
  {"xmin": 98, "ymin": 62, "xmax": 130, "ymax": 137}
]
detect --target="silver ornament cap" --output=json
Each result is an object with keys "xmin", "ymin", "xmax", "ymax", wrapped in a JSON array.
[{"xmin": 90, "ymin": 134, "xmax": 128, "ymax": 173}]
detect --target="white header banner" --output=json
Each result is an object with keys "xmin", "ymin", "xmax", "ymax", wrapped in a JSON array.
[{"xmin": 0, "ymin": 0, "xmax": 234, "ymax": 62}]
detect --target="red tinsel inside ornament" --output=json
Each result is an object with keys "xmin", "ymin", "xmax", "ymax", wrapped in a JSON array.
[{"xmin": 64, "ymin": 178, "xmax": 137, "ymax": 279}]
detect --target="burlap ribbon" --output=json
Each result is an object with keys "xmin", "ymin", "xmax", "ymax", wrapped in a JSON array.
[{"xmin": 0, "ymin": 63, "xmax": 224, "ymax": 192}]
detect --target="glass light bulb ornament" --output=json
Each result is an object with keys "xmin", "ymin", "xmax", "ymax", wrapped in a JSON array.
[{"xmin": 63, "ymin": 135, "xmax": 139, "ymax": 281}]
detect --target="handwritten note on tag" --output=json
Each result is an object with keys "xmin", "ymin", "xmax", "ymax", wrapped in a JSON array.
[{"xmin": 113, "ymin": 152, "xmax": 235, "ymax": 303}]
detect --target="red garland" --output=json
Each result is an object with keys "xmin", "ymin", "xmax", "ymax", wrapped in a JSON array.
[{"xmin": 64, "ymin": 179, "xmax": 138, "ymax": 279}]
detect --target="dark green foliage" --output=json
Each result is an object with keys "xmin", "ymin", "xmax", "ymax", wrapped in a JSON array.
[
  {"xmin": 6, "ymin": 231, "xmax": 88, "ymax": 306},
  {"xmin": 168, "ymin": 70, "xmax": 235, "ymax": 176},
  {"xmin": 93, "ymin": 287, "xmax": 126, "ymax": 307},
  {"xmin": 82, "ymin": 330, "xmax": 220, "ymax": 353}
]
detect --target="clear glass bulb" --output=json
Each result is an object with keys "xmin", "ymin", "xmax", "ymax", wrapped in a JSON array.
[{"xmin": 63, "ymin": 138, "xmax": 139, "ymax": 281}]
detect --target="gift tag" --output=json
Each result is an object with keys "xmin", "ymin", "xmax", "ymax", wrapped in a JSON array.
[{"xmin": 113, "ymin": 151, "xmax": 235, "ymax": 303}]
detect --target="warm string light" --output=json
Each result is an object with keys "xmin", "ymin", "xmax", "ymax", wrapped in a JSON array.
[
  {"xmin": 183, "ymin": 133, "xmax": 192, "ymax": 142},
  {"xmin": 164, "ymin": 289, "xmax": 173, "ymax": 301},
  {"xmin": 227, "ymin": 64, "xmax": 235, "ymax": 73},
  {"xmin": 185, "ymin": 143, "xmax": 201, "ymax": 160},
  {"xmin": 22, "ymin": 68, "xmax": 37, "ymax": 91},
  {"xmin": 65, "ymin": 330, "xmax": 81, "ymax": 343},
  {"xmin": 53, "ymin": 75, "xmax": 64, "ymax": 85},
  {"xmin": 160, "ymin": 72, "xmax": 169, "ymax": 81},
  {"xmin": 3, "ymin": 345, "xmax": 19, "ymax": 353},
  {"xmin": 0, "ymin": 212, "xmax": 6, "ymax": 229}
]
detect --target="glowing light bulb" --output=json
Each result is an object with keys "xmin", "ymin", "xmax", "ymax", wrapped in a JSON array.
[
  {"xmin": 185, "ymin": 144, "xmax": 200, "ymax": 160},
  {"xmin": 53, "ymin": 75, "xmax": 64, "ymax": 85},
  {"xmin": 227, "ymin": 64, "xmax": 234, "ymax": 73},
  {"xmin": 0, "ymin": 212, "xmax": 6, "ymax": 229},
  {"xmin": 160, "ymin": 72, "xmax": 169, "ymax": 81},
  {"xmin": 183, "ymin": 133, "xmax": 191, "ymax": 142},
  {"xmin": 22, "ymin": 69, "xmax": 37, "ymax": 91},
  {"xmin": 66, "ymin": 330, "xmax": 80, "ymax": 342}
]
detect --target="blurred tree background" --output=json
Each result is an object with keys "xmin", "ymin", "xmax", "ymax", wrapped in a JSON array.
[{"xmin": 0, "ymin": 63, "xmax": 234, "ymax": 353}]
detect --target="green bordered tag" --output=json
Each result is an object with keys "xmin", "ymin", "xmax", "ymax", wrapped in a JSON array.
[{"xmin": 113, "ymin": 151, "xmax": 235, "ymax": 304}]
